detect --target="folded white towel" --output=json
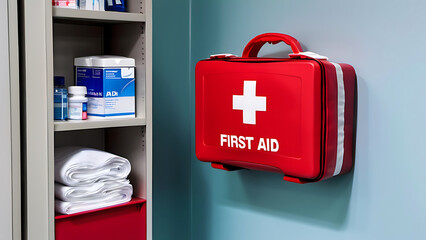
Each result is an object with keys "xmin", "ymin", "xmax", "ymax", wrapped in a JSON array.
[
  {"xmin": 55, "ymin": 147, "xmax": 131, "ymax": 186},
  {"xmin": 55, "ymin": 179, "xmax": 132, "ymax": 202},
  {"xmin": 55, "ymin": 184, "xmax": 133, "ymax": 215}
]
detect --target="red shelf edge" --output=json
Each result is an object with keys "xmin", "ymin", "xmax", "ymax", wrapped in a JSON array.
[{"xmin": 55, "ymin": 197, "xmax": 146, "ymax": 220}]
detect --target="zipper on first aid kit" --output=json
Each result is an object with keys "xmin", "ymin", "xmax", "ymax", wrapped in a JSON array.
[{"xmin": 308, "ymin": 58, "xmax": 328, "ymax": 182}]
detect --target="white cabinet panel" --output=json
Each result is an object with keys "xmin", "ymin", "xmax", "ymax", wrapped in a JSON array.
[{"xmin": 0, "ymin": 0, "xmax": 13, "ymax": 238}]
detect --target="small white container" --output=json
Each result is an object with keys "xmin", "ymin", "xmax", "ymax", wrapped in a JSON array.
[{"xmin": 68, "ymin": 86, "xmax": 88, "ymax": 120}]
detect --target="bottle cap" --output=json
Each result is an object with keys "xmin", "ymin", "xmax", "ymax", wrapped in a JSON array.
[
  {"xmin": 68, "ymin": 86, "xmax": 87, "ymax": 95},
  {"xmin": 54, "ymin": 76, "xmax": 65, "ymax": 86}
]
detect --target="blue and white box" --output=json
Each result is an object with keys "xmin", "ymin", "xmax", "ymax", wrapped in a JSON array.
[{"xmin": 75, "ymin": 56, "xmax": 135, "ymax": 118}]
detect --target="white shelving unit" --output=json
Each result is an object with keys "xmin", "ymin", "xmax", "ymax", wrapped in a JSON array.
[
  {"xmin": 21, "ymin": 1, "xmax": 152, "ymax": 240},
  {"xmin": 3, "ymin": 0, "xmax": 20, "ymax": 239}
]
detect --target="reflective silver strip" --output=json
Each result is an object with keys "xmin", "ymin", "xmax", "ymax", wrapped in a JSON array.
[{"xmin": 331, "ymin": 63, "xmax": 345, "ymax": 176}]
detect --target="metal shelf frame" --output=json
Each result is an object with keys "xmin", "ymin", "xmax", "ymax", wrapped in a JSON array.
[
  {"xmin": 3, "ymin": 0, "xmax": 20, "ymax": 239},
  {"xmin": 20, "ymin": 1, "xmax": 152, "ymax": 240}
]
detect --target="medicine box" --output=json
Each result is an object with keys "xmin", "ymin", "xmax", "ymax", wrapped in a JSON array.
[
  {"xmin": 79, "ymin": 0, "xmax": 105, "ymax": 11},
  {"xmin": 75, "ymin": 56, "xmax": 136, "ymax": 118},
  {"xmin": 105, "ymin": 0, "xmax": 126, "ymax": 12}
]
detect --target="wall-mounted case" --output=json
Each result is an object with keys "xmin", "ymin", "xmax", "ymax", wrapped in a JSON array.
[{"xmin": 195, "ymin": 33, "xmax": 357, "ymax": 183}]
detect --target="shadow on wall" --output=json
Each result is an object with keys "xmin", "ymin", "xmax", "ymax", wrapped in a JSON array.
[{"xmin": 223, "ymin": 169, "xmax": 354, "ymax": 230}]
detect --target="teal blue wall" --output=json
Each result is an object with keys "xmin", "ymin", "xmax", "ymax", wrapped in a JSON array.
[
  {"xmin": 191, "ymin": 0, "xmax": 426, "ymax": 239},
  {"xmin": 153, "ymin": 0, "xmax": 191, "ymax": 239}
]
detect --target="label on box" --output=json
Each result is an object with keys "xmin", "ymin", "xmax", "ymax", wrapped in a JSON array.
[{"xmin": 76, "ymin": 67, "xmax": 135, "ymax": 118}]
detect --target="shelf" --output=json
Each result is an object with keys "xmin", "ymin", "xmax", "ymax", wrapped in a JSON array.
[
  {"xmin": 54, "ymin": 117, "xmax": 146, "ymax": 132},
  {"xmin": 52, "ymin": 7, "xmax": 145, "ymax": 23}
]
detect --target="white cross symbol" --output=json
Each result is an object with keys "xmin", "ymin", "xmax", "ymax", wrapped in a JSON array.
[{"xmin": 232, "ymin": 81, "xmax": 267, "ymax": 125}]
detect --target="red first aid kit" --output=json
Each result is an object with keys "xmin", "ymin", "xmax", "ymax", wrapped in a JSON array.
[{"xmin": 195, "ymin": 33, "xmax": 357, "ymax": 183}]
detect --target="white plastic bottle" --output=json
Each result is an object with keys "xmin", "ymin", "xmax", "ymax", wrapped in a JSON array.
[{"xmin": 68, "ymin": 86, "xmax": 88, "ymax": 120}]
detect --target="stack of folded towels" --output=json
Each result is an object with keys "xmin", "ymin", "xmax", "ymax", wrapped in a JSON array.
[{"xmin": 54, "ymin": 146, "xmax": 133, "ymax": 215}]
